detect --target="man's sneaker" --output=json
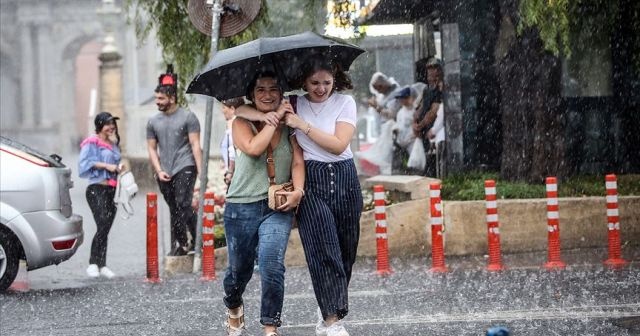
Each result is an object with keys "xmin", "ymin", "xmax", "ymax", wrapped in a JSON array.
[
  {"xmin": 169, "ymin": 245, "xmax": 188, "ymax": 256},
  {"xmin": 86, "ymin": 264, "xmax": 100, "ymax": 278},
  {"xmin": 315, "ymin": 308, "xmax": 327, "ymax": 336},
  {"xmin": 326, "ymin": 321, "xmax": 349, "ymax": 336},
  {"xmin": 186, "ymin": 241, "xmax": 195, "ymax": 255},
  {"xmin": 99, "ymin": 266, "xmax": 116, "ymax": 279}
]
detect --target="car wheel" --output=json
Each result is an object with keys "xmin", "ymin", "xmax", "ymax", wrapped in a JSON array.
[{"xmin": 0, "ymin": 230, "xmax": 20, "ymax": 292}]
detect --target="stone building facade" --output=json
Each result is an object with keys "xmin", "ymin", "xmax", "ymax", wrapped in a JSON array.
[{"xmin": 0, "ymin": 0, "xmax": 161, "ymax": 156}]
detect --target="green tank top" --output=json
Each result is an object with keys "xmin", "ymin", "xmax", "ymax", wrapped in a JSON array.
[{"xmin": 226, "ymin": 124, "xmax": 293, "ymax": 203}]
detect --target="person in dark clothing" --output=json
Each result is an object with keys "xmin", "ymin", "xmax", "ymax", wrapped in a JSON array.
[
  {"xmin": 78, "ymin": 112, "xmax": 122, "ymax": 279},
  {"xmin": 413, "ymin": 58, "xmax": 444, "ymax": 177},
  {"xmin": 146, "ymin": 69, "xmax": 202, "ymax": 256}
]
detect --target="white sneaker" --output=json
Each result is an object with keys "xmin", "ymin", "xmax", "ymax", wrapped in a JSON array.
[
  {"xmin": 86, "ymin": 264, "xmax": 99, "ymax": 278},
  {"xmin": 315, "ymin": 308, "xmax": 327, "ymax": 336},
  {"xmin": 99, "ymin": 266, "xmax": 116, "ymax": 279},
  {"xmin": 326, "ymin": 321, "xmax": 349, "ymax": 336}
]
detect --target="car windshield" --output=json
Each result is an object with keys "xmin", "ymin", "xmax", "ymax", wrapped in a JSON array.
[{"xmin": 0, "ymin": 136, "xmax": 66, "ymax": 168}]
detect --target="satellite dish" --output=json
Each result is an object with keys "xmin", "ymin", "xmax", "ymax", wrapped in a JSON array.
[{"xmin": 187, "ymin": 0, "xmax": 261, "ymax": 38}]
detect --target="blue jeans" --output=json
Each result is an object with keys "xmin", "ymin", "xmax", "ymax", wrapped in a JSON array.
[{"xmin": 223, "ymin": 200, "xmax": 293, "ymax": 327}]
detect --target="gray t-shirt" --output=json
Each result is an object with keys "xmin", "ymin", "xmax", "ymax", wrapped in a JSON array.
[{"xmin": 146, "ymin": 107, "xmax": 201, "ymax": 176}]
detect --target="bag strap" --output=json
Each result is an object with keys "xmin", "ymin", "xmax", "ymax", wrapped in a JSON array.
[
  {"xmin": 289, "ymin": 95, "xmax": 297, "ymax": 113},
  {"xmin": 120, "ymin": 202, "xmax": 135, "ymax": 220},
  {"xmin": 266, "ymin": 144, "xmax": 276, "ymax": 186}
]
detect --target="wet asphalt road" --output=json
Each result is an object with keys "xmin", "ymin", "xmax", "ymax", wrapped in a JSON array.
[
  {"xmin": 2, "ymin": 252, "xmax": 639, "ymax": 335},
  {"xmin": 1, "ymin": 165, "xmax": 639, "ymax": 335}
]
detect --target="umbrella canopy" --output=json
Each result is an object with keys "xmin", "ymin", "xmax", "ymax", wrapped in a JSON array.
[{"xmin": 186, "ymin": 31, "xmax": 365, "ymax": 100}]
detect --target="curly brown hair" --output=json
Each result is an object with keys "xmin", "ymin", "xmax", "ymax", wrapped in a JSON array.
[{"xmin": 221, "ymin": 97, "xmax": 245, "ymax": 108}]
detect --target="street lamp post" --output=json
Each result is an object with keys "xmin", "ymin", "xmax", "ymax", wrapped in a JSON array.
[{"xmin": 193, "ymin": 0, "xmax": 223, "ymax": 273}]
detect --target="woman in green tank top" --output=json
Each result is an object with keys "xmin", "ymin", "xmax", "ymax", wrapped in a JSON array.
[{"xmin": 221, "ymin": 71, "xmax": 305, "ymax": 336}]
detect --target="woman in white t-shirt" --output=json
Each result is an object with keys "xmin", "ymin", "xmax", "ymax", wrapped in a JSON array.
[
  {"xmin": 284, "ymin": 58, "xmax": 362, "ymax": 336},
  {"xmin": 236, "ymin": 58, "xmax": 362, "ymax": 336}
]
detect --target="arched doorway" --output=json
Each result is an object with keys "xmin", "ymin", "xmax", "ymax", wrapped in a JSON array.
[{"xmin": 74, "ymin": 41, "xmax": 102, "ymax": 147}]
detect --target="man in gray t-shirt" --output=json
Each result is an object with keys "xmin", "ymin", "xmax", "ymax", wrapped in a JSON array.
[{"xmin": 146, "ymin": 82, "xmax": 202, "ymax": 256}]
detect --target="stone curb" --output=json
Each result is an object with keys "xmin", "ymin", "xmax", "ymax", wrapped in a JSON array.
[{"xmin": 280, "ymin": 196, "xmax": 640, "ymax": 267}]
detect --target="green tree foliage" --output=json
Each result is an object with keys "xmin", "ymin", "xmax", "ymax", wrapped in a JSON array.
[
  {"xmin": 124, "ymin": 0, "xmax": 373, "ymax": 102},
  {"xmin": 123, "ymin": 0, "xmax": 269, "ymax": 104},
  {"xmin": 262, "ymin": 0, "xmax": 326, "ymax": 36},
  {"xmin": 519, "ymin": 0, "xmax": 639, "ymax": 72},
  {"xmin": 518, "ymin": 0, "xmax": 571, "ymax": 56}
]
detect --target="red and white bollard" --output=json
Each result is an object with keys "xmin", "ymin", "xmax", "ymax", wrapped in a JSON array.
[
  {"xmin": 429, "ymin": 182, "xmax": 447, "ymax": 273},
  {"xmin": 201, "ymin": 192, "xmax": 217, "ymax": 281},
  {"xmin": 484, "ymin": 180, "xmax": 504, "ymax": 271},
  {"xmin": 543, "ymin": 177, "xmax": 566, "ymax": 270},
  {"xmin": 373, "ymin": 185, "xmax": 392, "ymax": 275},
  {"xmin": 603, "ymin": 174, "xmax": 628, "ymax": 268},
  {"xmin": 145, "ymin": 193, "xmax": 161, "ymax": 283}
]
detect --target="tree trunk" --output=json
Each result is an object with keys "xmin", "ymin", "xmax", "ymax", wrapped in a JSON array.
[
  {"xmin": 529, "ymin": 49, "xmax": 566, "ymax": 182},
  {"xmin": 497, "ymin": 22, "xmax": 567, "ymax": 183}
]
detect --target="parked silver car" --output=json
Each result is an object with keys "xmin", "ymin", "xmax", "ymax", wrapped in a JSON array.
[{"xmin": 0, "ymin": 136, "xmax": 83, "ymax": 291}]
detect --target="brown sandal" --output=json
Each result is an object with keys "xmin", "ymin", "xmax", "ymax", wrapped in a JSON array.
[{"xmin": 225, "ymin": 305, "xmax": 245, "ymax": 336}]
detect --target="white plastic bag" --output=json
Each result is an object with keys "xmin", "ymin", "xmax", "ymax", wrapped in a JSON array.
[
  {"xmin": 407, "ymin": 138, "xmax": 426, "ymax": 170},
  {"xmin": 356, "ymin": 119, "xmax": 396, "ymax": 175}
]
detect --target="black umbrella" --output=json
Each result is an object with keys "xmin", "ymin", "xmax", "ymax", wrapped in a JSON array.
[{"xmin": 186, "ymin": 31, "xmax": 365, "ymax": 100}]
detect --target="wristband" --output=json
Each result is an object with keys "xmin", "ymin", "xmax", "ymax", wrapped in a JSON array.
[
  {"xmin": 304, "ymin": 123, "xmax": 312, "ymax": 135},
  {"xmin": 295, "ymin": 188, "xmax": 305, "ymax": 197}
]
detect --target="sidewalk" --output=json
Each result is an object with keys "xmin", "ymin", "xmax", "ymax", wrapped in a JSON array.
[
  {"xmin": 26, "ymin": 158, "xmax": 640, "ymax": 286},
  {"xmin": 25, "ymin": 156, "xmax": 228, "ymax": 286}
]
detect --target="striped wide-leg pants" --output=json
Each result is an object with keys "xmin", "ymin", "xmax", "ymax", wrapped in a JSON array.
[{"xmin": 297, "ymin": 159, "xmax": 363, "ymax": 320}]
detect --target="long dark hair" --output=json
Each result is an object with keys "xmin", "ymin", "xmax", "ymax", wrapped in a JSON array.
[
  {"xmin": 94, "ymin": 112, "xmax": 121, "ymax": 146},
  {"xmin": 112, "ymin": 123, "xmax": 121, "ymax": 146},
  {"xmin": 294, "ymin": 57, "xmax": 353, "ymax": 92}
]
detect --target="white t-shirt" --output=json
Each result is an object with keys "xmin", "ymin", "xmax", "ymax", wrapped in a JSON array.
[{"xmin": 294, "ymin": 93, "xmax": 357, "ymax": 162}]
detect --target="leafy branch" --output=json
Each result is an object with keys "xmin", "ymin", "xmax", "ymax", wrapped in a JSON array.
[{"xmin": 123, "ymin": 0, "xmax": 269, "ymax": 105}]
